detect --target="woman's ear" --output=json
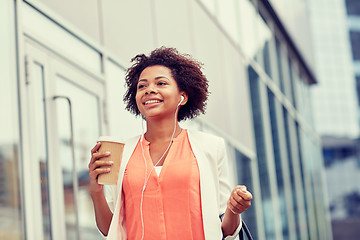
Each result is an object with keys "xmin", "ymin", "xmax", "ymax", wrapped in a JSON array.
[{"xmin": 180, "ymin": 92, "xmax": 188, "ymax": 106}]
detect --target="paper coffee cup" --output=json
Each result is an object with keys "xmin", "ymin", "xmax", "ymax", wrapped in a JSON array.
[{"xmin": 97, "ymin": 136, "xmax": 125, "ymax": 185}]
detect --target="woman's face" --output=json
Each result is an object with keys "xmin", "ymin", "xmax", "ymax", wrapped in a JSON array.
[{"xmin": 135, "ymin": 65, "xmax": 185, "ymax": 120}]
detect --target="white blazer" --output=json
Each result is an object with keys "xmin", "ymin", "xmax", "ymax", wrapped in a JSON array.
[{"xmin": 103, "ymin": 130, "xmax": 242, "ymax": 239}]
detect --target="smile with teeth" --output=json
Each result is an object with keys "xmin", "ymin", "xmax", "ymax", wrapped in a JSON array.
[{"xmin": 144, "ymin": 99, "xmax": 162, "ymax": 105}]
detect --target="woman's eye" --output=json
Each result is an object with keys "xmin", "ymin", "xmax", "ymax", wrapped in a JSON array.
[
  {"xmin": 138, "ymin": 84, "xmax": 146, "ymax": 89},
  {"xmin": 158, "ymin": 82, "xmax": 167, "ymax": 86}
]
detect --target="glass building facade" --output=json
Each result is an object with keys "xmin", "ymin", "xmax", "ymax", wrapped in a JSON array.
[
  {"xmin": 1, "ymin": 0, "xmax": 331, "ymax": 239},
  {"xmin": 307, "ymin": 0, "xmax": 360, "ymax": 239},
  {"xmin": 347, "ymin": 0, "xmax": 360, "ymax": 111}
]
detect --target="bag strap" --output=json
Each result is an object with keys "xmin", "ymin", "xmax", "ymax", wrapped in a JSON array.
[
  {"xmin": 239, "ymin": 219, "xmax": 254, "ymax": 240},
  {"xmin": 220, "ymin": 215, "xmax": 254, "ymax": 240}
]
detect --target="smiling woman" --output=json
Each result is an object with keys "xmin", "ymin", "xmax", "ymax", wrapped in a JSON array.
[
  {"xmin": 124, "ymin": 47, "xmax": 209, "ymax": 121},
  {"xmin": 135, "ymin": 65, "xmax": 187, "ymax": 121},
  {"xmin": 88, "ymin": 47, "xmax": 253, "ymax": 240}
]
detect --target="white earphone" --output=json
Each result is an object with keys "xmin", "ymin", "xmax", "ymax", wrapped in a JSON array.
[{"xmin": 178, "ymin": 95, "xmax": 184, "ymax": 106}]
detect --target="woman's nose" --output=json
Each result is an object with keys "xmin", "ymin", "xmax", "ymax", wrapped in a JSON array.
[{"xmin": 145, "ymin": 84, "xmax": 157, "ymax": 94}]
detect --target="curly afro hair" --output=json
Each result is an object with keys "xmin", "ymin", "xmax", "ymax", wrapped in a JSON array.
[{"xmin": 124, "ymin": 47, "xmax": 209, "ymax": 121}]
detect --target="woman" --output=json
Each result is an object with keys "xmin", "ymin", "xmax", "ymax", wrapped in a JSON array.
[{"xmin": 89, "ymin": 47, "xmax": 252, "ymax": 240}]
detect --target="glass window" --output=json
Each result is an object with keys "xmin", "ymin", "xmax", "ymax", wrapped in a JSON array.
[
  {"xmin": 279, "ymin": 46, "xmax": 293, "ymax": 99},
  {"xmin": 275, "ymin": 38, "xmax": 285, "ymax": 93},
  {"xmin": 30, "ymin": 62, "xmax": 52, "ymax": 239},
  {"xmin": 55, "ymin": 75, "xmax": 102, "ymax": 239},
  {"xmin": 282, "ymin": 107, "xmax": 300, "ymax": 240},
  {"xmin": 295, "ymin": 123, "xmax": 310, "ymax": 239},
  {"xmin": 21, "ymin": 3, "xmax": 102, "ymax": 75},
  {"xmin": 295, "ymin": 75, "xmax": 305, "ymax": 114},
  {"xmin": 356, "ymin": 75, "xmax": 360, "ymax": 105},
  {"xmin": 263, "ymin": 41, "xmax": 272, "ymax": 77},
  {"xmin": 350, "ymin": 31, "xmax": 360, "ymax": 60},
  {"xmin": 235, "ymin": 150, "xmax": 258, "ymax": 239},
  {"xmin": 258, "ymin": 13, "xmax": 273, "ymax": 79},
  {"xmin": 267, "ymin": 89, "xmax": 289, "ymax": 239},
  {"xmin": 248, "ymin": 66, "xmax": 276, "ymax": 239},
  {"xmin": 346, "ymin": 0, "xmax": 360, "ymax": 15},
  {"xmin": 288, "ymin": 58, "xmax": 297, "ymax": 108},
  {"xmin": 302, "ymin": 132, "xmax": 321, "ymax": 239},
  {"xmin": 0, "ymin": 0, "xmax": 24, "ymax": 239}
]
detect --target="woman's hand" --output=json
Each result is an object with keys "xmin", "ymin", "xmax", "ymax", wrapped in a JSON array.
[
  {"xmin": 88, "ymin": 142, "xmax": 114, "ymax": 236},
  {"xmin": 227, "ymin": 185, "xmax": 253, "ymax": 215},
  {"xmin": 88, "ymin": 142, "xmax": 113, "ymax": 194}
]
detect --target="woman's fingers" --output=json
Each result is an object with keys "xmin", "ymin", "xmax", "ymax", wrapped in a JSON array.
[
  {"xmin": 236, "ymin": 188, "xmax": 253, "ymax": 201},
  {"xmin": 89, "ymin": 142, "xmax": 112, "ymax": 193},
  {"xmin": 88, "ymin": 159, "xmax": 113, "ymax": 172},
  {"xmin": 91, "ymin": 142, "xmax": 101, "ymax": 154},
  {"xmin": 227, "ymin": 185, "xmax": 253, "ymax": 214},
  {"xmin": 228, "ymin": 198, "xmax": 242, "ymax": 214},
  {"xmin": 89, "ymin": 151, "xmax": 110, "ymax": 167},
  {"xmin": 89, "ymin": 166, "xmax": 111, "ymax": 179},
  {"xmin": 88, "ymin": 143, "xmax": 113, "ymax": 181},
  {"xmin": 89, "ymin": 142, "xmax": 102, "ymax": 167}
]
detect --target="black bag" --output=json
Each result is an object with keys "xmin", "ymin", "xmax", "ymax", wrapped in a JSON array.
[{"xmin": 239, "ymin": 220, "xmax": 253, "ymax": 240}]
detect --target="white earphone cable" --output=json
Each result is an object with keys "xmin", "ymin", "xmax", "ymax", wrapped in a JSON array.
[{"xmin": 139, "ymin": 98, "xmax": 182, "ymax": 240}]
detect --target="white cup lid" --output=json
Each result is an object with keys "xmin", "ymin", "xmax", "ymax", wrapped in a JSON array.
[{"xmin": 98, "ymin": 136, "xmax": 124, "ymax": 143}]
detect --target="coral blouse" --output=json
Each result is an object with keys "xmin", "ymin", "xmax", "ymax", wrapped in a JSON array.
[{"xmin": 122, "ymin": 130, "xmax": 205, "ymax": 240}]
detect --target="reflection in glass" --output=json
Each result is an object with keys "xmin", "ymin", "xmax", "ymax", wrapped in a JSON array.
[
  {"xmin": 295, "ymin": 123, "xmax": 310, "ymax": 239},
  {"xmin": 356, "ymin": 76, "xmax": 360, "ymax": 105},
  {"xmin": 55, "ymin": 75, "xmax": 102, "ymax": 239},
  {"xmin": 235, "ymin": 150, "xmax": 258, "ymax": 240},
  {"xmin": 0, "ymin": 0, "xmax": 24, "ymax": 238},
  {"xmin": 258, "ymin": 13, "xmax": 273, "ymax": 79},
  {"xmin": 267, "ymin": 90, "xmax": 289, "ymax": 240},
  {"xmin": 248, "ymin": 66, "xmax": 276, "ymax": 239},
  {"xmin": 288, "ymin": 58, "xmax": 297, "ymax": 108},
  {"xmin": 282, "ymin": 107, "xmax": 300, "ymax": 240},
  {"xmin": 295, "ymin": 76, "xmax": 305, "ymax": 114},
  {"xmin": 301, "ymin": 129, "xmax": 320, "ymax": 239},
  {"xmin": 345, "ymin": 0, "xmax": 360, "ymax": 15},
  {"xmin": 349, "ymin": 31, "xmax": 360, "ymax": 60},
  {"xmin": 263, "ymin": 41, "xmax": 272, "ymax": 78},
  {"xmin": 32, "ymin": 63, "xmax": 52, "ymax": 240},
  {"xmin": 0, "ymin": 145, "xmax": 23, "ymax": 240},
  {"xmin": 275, "ymin": 38, "xmax": 285, "ymax": 93}
]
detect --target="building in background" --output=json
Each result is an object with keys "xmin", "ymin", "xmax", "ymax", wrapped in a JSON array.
[
  {"xmin": 0, "ymin": 0, "xmax": 331, "ymax": 239},
  {"xmin": 305, "ymin": 0, "xmax": 360, "ymax": 239}
]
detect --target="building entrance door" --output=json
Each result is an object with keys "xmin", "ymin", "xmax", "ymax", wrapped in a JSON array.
[{"xmin": 22, "ymin": 40, "xmax": 104, "ymax": 240}]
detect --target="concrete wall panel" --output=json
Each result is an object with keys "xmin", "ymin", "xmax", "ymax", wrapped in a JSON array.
[
  {"xmin": 101, "ymin": 0, "xmax": 156, "ymax": 65},
  {"xmin": 38, "ymin": 0, "xmax": 101, "ymax": 42},
  {"xmin": 153, "ymin": 0, "xmax": 193, "ymax": 53}
]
